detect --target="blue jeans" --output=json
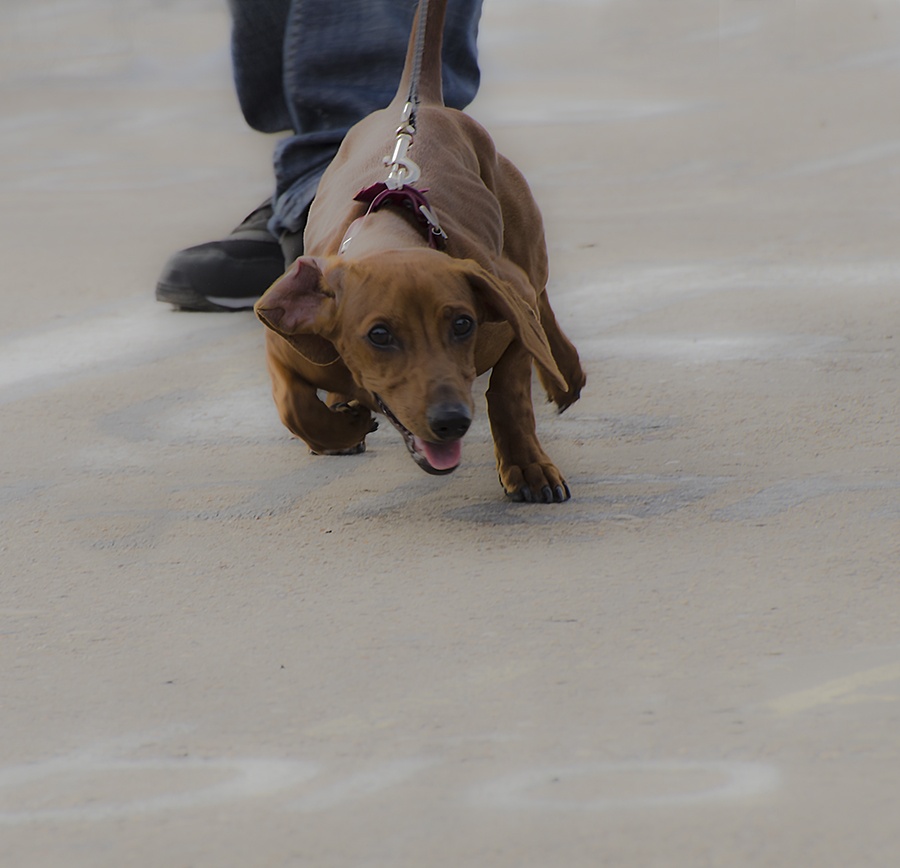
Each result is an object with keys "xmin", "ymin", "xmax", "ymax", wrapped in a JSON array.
[{"xmin": 227, "ymin": 0, "xmax": 483, "ymax": 238}]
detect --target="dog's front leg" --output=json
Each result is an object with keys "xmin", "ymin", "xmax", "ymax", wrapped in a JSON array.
[
  {"xmin": 266, "ymin": 355, "xmax": 376, "ymax": 456},
  {"xmin": 486, "ymin": 342, "xmax": 571, "ymax": 503}
]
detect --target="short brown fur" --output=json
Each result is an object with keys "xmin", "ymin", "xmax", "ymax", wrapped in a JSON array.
[{"xmin": 255, "ymin": 0, "xmax": 585, "ymax": 502}]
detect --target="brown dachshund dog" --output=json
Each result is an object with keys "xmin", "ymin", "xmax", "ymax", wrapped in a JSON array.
[{"xmin": 255, "ymin": 0, "xmax": 585, "ymax": 502}]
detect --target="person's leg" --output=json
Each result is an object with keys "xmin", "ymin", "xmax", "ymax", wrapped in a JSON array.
[
  {"xmin": 272, "ymin": 0, "xmax": 483, "ymax": 252},
  {"xmin": 156, "ymin": 0, "xmax": 291, "ymax": 311},
  {"xmin": 157, "ymin": 0, "xmax": 483, "ymax": 311},
  {"xmin": 228, "ymin": 0, "xmax": 292, "ymax": 134}
]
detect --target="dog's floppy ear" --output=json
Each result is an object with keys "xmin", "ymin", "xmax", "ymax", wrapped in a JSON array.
[
  {"xmin": 461, "ymin": 261, "xmax": 568, "ymax": 393},
  {"xmin": 254, "ymin": 257, "xmax": 340, "ymax": 365}
]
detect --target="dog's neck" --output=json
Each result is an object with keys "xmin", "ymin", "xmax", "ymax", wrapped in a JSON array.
[
  {"xmin": 339, "ymin": 183, "xmax": 447, "ymax": 257},
  {"xmin": 337, "ymin": 212, "xmax": 428, "ymax": 258}
]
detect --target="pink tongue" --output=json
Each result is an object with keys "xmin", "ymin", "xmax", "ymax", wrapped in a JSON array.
[{"xmin": 414, "ymin": 436, "xmax": 462, "ymax": 471}]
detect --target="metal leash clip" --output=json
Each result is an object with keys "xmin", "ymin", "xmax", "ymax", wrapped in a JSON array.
[
  {"xmin": 417, "ymin": 203, "xmax": 447, "ymax": 244},
  {"xmin": 383, "ymin": 102, "xmax": 421, "ymax": 189}
]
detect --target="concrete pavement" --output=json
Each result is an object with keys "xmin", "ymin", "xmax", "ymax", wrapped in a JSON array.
[{"xmin": 1, "ymin": 1, "xmax": 899, "ymax": 865}]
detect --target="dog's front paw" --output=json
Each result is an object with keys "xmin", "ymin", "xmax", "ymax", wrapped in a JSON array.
[
  {"xmin": 499, "ymin": 460, "xmax": 571, "ymax": 503},
  {"xmin": 305, "ymin": 401, "xmax": 378, "ymax": 455},
  {"xmin": 329, "ymin": 400, "xmax": 377, "ymax": 428},
  {"xmin": 310, "ymin": 441, "xmax": 368, "ymax": 456}
]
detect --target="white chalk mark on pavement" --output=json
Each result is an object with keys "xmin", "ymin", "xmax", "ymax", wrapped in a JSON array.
[
  {"xmin": 0, "ymin": 301, "xmax": 252, "ymax": 401},
  {"xmin": 0, "ymin": 754, "xmax": 318, "ymax": 824},
  {"xmin": 289, "ymin": 757, "xmax": 438, "ymax": 813},
  {"xmin": 0, "ymin": 743, "xmax": 781, "ymax": 823}
]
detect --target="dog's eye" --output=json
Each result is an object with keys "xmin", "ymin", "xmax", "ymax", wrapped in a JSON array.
[
  {"xmin": 367, "ymin": 325, "xmax": 396, "ymax": 348},
  {"xmin": 451, "ymin": 315, "xmax": 475, "ymax": 340}
]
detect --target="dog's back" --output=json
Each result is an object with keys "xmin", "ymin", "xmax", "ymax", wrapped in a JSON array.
[{"xmin": 304, "ymin": 0, "xmax": 546, "ymax": 291}]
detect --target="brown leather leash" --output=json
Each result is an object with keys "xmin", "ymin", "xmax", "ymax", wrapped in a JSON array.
[{"xmin": 344, "ymin": 0, "xmax": 447, "ymax": 254}]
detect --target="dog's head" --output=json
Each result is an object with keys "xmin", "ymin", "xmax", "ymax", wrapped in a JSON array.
[{"xmin": 255, "ymin": 248, "xmax": 564, "ymax": 475}]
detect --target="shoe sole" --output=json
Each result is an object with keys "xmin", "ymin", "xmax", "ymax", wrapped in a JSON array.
[{"xmin": 155, "ymin": 282, "xmax": 260, "ymax": 313}]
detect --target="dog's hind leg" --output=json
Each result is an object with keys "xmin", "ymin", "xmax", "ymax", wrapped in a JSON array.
[{"xmin": 535, "ymin": 292, "xmax": 586, "ymax": 412}]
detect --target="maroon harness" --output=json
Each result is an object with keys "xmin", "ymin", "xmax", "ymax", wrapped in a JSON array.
[{"xmin": 354, "ymin": 182, "xmax": 447, "ymax": 250}]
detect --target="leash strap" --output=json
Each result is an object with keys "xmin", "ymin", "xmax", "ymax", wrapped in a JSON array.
[
  {"xmin": 342, "ymin": 0, "xmax": 447, "ymax": 254},
  {"xmin": 406, "ymin": 0, "xmax": 430, "ymax": 129},
  {"xmin": 382, "ymin": 0, "xmax": 430, "ymax": 191}
]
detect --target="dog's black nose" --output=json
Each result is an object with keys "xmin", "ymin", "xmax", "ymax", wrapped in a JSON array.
[{"xmin": 428, "ymin": 403, "xmax": 472, "ymax": 441}]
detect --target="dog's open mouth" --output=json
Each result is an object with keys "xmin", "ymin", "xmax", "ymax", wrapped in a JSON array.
[{"xmin": 375, "ymin": 395, "xmax": 461, "ymax": 475}]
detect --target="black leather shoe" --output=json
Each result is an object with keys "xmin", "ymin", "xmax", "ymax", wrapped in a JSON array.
[{"xmin": 155, "ymin": 201, "xmax": 287, "ymax": 312}]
